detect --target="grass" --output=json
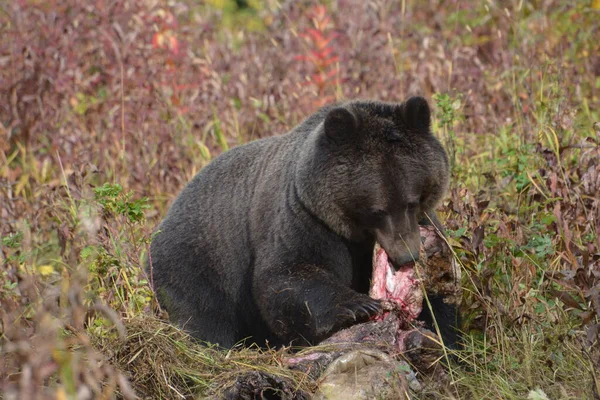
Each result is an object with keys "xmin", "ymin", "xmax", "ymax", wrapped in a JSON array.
[{"xmin": 1, "ymin": 0, "xmax": 599, "ymax": 398}]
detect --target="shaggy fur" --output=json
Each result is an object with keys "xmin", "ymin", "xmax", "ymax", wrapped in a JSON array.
[{"xmin": 149, "ymin": 97, "xmax": 456, "ymax": 348}]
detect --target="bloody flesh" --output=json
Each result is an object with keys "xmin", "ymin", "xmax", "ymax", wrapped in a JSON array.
[
  {"xmin": 285, "ymin": 225, "xmax": 458, "ymax": 379},
  {"xmin": 370, "ymin": 243, "xmax": 424, "ymax": 321}
]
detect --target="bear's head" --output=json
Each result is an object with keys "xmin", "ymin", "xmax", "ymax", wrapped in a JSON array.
[{"xmin": 296, "ymin": 96, "xmax": 449, "ymax": 268}]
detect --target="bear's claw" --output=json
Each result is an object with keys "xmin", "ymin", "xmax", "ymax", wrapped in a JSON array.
[{"xmin": 337, "ymin": 297, "xmax": 382, "ymax": 323}]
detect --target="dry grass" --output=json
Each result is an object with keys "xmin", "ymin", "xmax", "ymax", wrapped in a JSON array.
[{"xmin": 95, "ymin": 315, "xmax": 312, "ymax": 398}]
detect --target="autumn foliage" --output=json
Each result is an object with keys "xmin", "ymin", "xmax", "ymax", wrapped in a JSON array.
[
  {"xmin": 295, "ymin": 5, "xmax": 340, "ymax": 106},
  {"xmin": 1, "ymin": 1, "xmax": 599, "ymax": 398}
]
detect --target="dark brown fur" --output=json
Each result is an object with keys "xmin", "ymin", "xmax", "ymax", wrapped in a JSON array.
[{"xmin": 149, "ymin": 97, "xmax": 453, "ymax": 348}]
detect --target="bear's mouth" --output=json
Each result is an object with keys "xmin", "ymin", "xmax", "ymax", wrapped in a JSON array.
[{"xmin": 370, "ymin": 241, "xmax": 423, "ymax": 321}]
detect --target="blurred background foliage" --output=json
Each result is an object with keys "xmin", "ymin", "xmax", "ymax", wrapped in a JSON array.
[{"xmin": 1, "ymin": 0, "xmax": 599, "ymax": 398}]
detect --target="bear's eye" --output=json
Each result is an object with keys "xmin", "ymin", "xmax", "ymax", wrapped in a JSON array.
[{"xmin": 357, "ymin": 209, "xmax": 387, "ymax": 228}]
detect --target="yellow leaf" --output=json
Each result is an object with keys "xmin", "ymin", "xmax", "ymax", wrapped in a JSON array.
[
  {"xmin": 593, "ymin": 0, "xmax": 600, "ymax": 10},
  {"xmin": 37, "ymin": 264, "xmax": 55, "ymax": 276},
  {"xmin": 56, "ymin": 388, "xmax": 67, "ymax": 400},
  {"xmin": 446, "ymin": 237, "xmax": 464, "ymax": 249},
  {"xmin": 15, "ymin": 173, "xmax": 29, "ymax": 196}
]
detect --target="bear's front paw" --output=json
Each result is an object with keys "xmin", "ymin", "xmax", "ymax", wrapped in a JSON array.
[{"xmin": 335, "ymin": 296, "xmax": 382, "ymax": 324}]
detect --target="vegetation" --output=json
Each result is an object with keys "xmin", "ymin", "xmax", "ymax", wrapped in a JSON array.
[{"xmin": 1, "ymin": 0, "xmax": 599, "ymax": 398}]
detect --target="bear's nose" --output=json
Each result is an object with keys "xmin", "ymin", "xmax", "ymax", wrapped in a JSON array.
[{"xmin": 389, "ymin": 253, "xmax": 419, "ymax": 270}]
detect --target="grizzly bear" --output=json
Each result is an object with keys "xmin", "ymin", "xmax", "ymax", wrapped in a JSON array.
[{"xmin": 149, "ymin": 97, "xmax": 456, "ymax": 348}]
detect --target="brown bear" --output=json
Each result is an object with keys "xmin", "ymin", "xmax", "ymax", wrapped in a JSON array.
[{"xmin": 149, "ymin": 97, "xmax": 456, "ymax": 348}]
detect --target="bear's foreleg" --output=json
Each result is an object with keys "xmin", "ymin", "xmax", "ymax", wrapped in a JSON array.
[{"xmin": 253, "ymin": 264, "xmax": 381, "ymax": 346}]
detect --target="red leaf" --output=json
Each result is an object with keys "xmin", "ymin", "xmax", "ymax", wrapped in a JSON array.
[
  {"xmin": 169, "ymin": 35, "xmax": 179, "ymax": 55},
  {"xmin": 322, "ymin": 57, "xmax": 340, "ymax": 68},
  {"xmin": 319, "ymin": 47, "xmax": 333, "ymax": 58},
  {"xmin": 152, "ymin": 32, "xmax": 162, "ymax": 48},
  {"xmin": 306, "ymin": 29, "xmax": 324, "ymax": 42},
  {"xmin": 311, "ymin": 5, "xmax": 327, "ymax": 20}
]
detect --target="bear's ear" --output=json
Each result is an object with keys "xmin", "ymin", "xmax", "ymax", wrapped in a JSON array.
[
  {"xmin": 324, "ymin": 107, "xmax": 358, "ymax": 143},
  {"xmin": 398, "ymin": 96, "xmax": 431, "ymax": 131}
]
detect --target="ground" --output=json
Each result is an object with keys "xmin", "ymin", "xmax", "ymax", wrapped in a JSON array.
[{"xmin": 0, "ymin": 1, "xmax": 599, "ymax": 399}]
